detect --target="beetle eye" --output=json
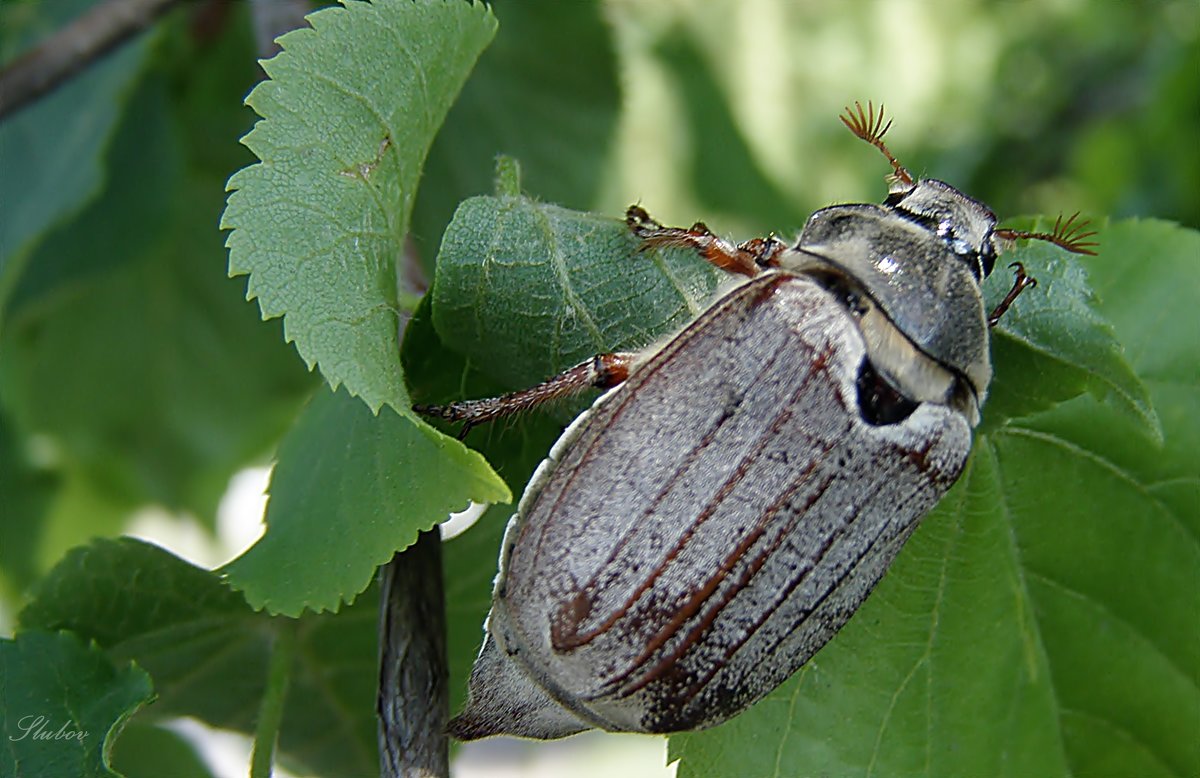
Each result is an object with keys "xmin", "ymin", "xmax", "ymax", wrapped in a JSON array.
[{"xmin": 978, "ymin": 235, "xmax": 998, "ymax": 277}]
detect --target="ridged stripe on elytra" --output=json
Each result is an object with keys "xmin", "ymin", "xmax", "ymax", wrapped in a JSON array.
[
  {"xmin": 522, "ymin": 277, "xmax": 845, "ymax": 664},
  {"xmin": 592, "ymin": 359, "xmax": 845, "ymax": 693},
  {"xmin": 522, "ymin": 274, "xmax": 782, "ymax": 574},
  {"xmin": 549, "ymin": 342, "xmax": 820, "ymax": 654},
  {"xmin": 540, "ymin": 276, "xmax": 811, "ymax": 646},
  {"xmin": 662, "ymin": 422, "xmax": 966, "ymax": 723}
]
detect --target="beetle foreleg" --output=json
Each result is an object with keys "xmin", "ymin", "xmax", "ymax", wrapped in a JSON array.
[
  {"xmin": 625, "ymin": 205, "xmax": 784, "ymax": 277},
  {"xmin": 415, "ymin": 352, "xmax": 638, "ymax": 438},
  {"xmin": 987, "ymin": 262, "xmax": 1038, "ymax": 326}
]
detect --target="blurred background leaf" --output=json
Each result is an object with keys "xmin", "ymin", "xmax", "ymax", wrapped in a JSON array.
[
  {"xmin": 0, "ymin": 2, "xmax": 315, "ymax": 601},
  {"xmin": 0, "ymin": 0, "xmax": 154, "ymax": 308}
]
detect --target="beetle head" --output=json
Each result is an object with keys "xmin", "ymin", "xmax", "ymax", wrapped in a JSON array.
[{"xmin": 886, "ymin": 179, "xmax": 999, "ymax": 282}]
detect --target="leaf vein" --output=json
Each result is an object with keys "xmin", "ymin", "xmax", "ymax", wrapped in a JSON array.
[
  {"xmin": 1059, "ymin": 707, "xmax": 1184, "ymax": 778},
  {"xmin": 999, "ymin": 426, "xmax": 1199, "ymax": 549},
  {"xmin": 1024, "ymin": 567, "xmax": 1200, "ymax": 694}
]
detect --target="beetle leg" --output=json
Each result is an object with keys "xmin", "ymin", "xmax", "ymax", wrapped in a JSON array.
[
  {"xmin": 987, "ymin": 262, "xmax": 1038, "ymax": 326},
  {"xmin": 415, "ymin": 352, "xmax": 638, "ymax": 438},
  {"xmin": 625, "ymin": 205, "xmax": 783, "ymax": 277}
]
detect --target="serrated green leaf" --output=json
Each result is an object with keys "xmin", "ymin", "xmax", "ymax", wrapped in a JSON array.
[
  {"xmin": 19, "ymin": 537, "xmax": 382, "ymax": 777},
  {"xmin": 981, "ymin": 219, "xmax": 1159, "ymax": 439},
  {"xmin": 410, "ymin": 0, "xmax": 619, "ymax": 266},
  {"xmin": 0, "ymin": 630, "xmax": 154, "ymax": 778},
  {"xmin": 668, "ymin": 220, "xmax": 1199, "ymax": 777},
  {"xmin": 0, "ymin": 71, "xmax": 314, "ymax": 522},
  {"xmin": 0, "ymin": 0, "xmax": 153, "ymax": 311},
  {"xmin": 223, "ymin": 384, "xmax": 510, "ymax": 616},
  {"xmin": 432, "ymin": 195, "xmax": 723, "ymax": 390},
  {"xmin": 222, "ymin": 0, "xmax": 498, "ymax": 413}
]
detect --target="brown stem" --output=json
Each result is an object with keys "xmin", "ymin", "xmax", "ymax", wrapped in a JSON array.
[
  {"xmin": 378, "ymin": 531, "xmax": 450, "ymax": 778},
  {"xmin": 0, "ymin": 0, "xmax": 181, "ymax": 121}
]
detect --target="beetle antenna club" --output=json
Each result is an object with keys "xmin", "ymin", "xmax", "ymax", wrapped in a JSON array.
[
  {"xmin": 839, "ymin": 101, "xmax": 915, "ymax": 189},
  {"xmin": 995, "ymin": 211, "xmax": 1099, "ymax": 256},
  {"xmin": 988, "ymin": 262, "xmax": 1038, "ymax": 326}
]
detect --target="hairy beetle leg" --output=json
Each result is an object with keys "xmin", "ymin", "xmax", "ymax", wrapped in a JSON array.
[
  {"xmin": 415, "ymin": 352, "xmax": 638, "ymax": 439},
  {"xmin": 988, "ymin": 262, "xmax": 1038, "ymax": 326},
  {"xmin": 625, "ymin": 205, "xmax": 785, "ymax": 277}
]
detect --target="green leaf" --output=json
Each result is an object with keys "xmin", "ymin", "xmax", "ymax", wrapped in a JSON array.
[
  {"xmin": 981, "ymin": 218, "xmax": 1159, "ymax": 439},
  {"xmin": 0, "ymin": 71, "xmax": 314, "ymax": 521},
  {"xmin": 0, "ymin": 0, "xmax": 153, "ymax": 310},
  {"xmin": 0, "ymin": 630, "xmax": 154, "ymax": 778},
  {"xmin": 0, "ymin": 416, "xmax": 57, "ymax": 595},
  {"xmin": 19, "ymin": 537, "xmax": 382, "ymax": 777},
  {"xmin": 222, "ymin": 0, "xmax": 498, "ymax": 413},
  {"xmin": 223, "ymin": 384, "xmax": 510, "ymax": 616},
  {"xmin": 668, "ymin": 220, "xmax": 1200, "ymax": 777},
  {"xmin": 432, "ymin": 194, "xmax": 723, "ymax": 391},
  {"xmin": 108, "ymin": 722, "xmax": 216, "ymax": 778},
  {"xmin": 410, "ymin": 0, "xmax": 619, "ymax": 267}
]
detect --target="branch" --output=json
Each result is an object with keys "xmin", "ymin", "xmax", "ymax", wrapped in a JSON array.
[
  {"xmin": 0, "ymin": 0, "xmax": 180, "ymax": 121},
  {"xmin": 378, "ymin": 531, "xmax": 450, "ymax": 778},
  {"xmin": 250, "ymin": 0, "xmax": 312, "ymax": 59}
]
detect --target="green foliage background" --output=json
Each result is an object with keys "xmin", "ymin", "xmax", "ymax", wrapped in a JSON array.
[{"xmin": 0, "ymin": 1, "xmax": 1196, "ymax": 777}]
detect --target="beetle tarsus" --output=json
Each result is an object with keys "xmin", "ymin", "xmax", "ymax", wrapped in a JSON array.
[
  {"xmin": 988, "ymin": 262, "xmax": 1038, "ymax": 326},
  {"xmin": 624, "ymin": 205, "xmax": 782, "ymax": 277}
]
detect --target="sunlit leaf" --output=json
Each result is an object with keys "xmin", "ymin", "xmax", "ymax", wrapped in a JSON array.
[
  {"xmin": 222, "ymin": 0, "xmax": 498, "ymax": 413},
  {"xmin": 223, "ymin": 385, "xmax": 510, "ymax": 616}
]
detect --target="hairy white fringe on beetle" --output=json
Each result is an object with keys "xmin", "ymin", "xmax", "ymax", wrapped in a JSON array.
[{"xmin": 418, "ymin": 102, "xmax": 1096, "ymax": 740}]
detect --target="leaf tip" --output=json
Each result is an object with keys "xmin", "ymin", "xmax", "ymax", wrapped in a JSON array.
[{"xmin": 494, "ymin": 155, "xmax": 523, "ymax": 197}]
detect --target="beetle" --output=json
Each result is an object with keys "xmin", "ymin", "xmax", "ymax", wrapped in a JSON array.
[{"xmin": 420, "ymin": 102, "xmax": 1097, "ymax": 740}]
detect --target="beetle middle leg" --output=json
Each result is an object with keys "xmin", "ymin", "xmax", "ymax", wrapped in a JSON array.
[
  {"xmin": 415, "ymin": 352, "xmax": 638, "ymax": 438},
  {"xmin": 626, "ymin": 205, "xmax": 785, "ymax": 277}
]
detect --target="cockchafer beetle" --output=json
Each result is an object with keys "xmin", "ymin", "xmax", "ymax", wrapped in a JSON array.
[{"xmin": 420, "ymin": 102, "xmax": 1097, "ymax": 740}]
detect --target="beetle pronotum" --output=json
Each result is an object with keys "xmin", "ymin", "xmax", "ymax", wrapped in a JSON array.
[{"xmin": 420, "ymin": 103, "xmax": 1096, "ymax": 740}]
